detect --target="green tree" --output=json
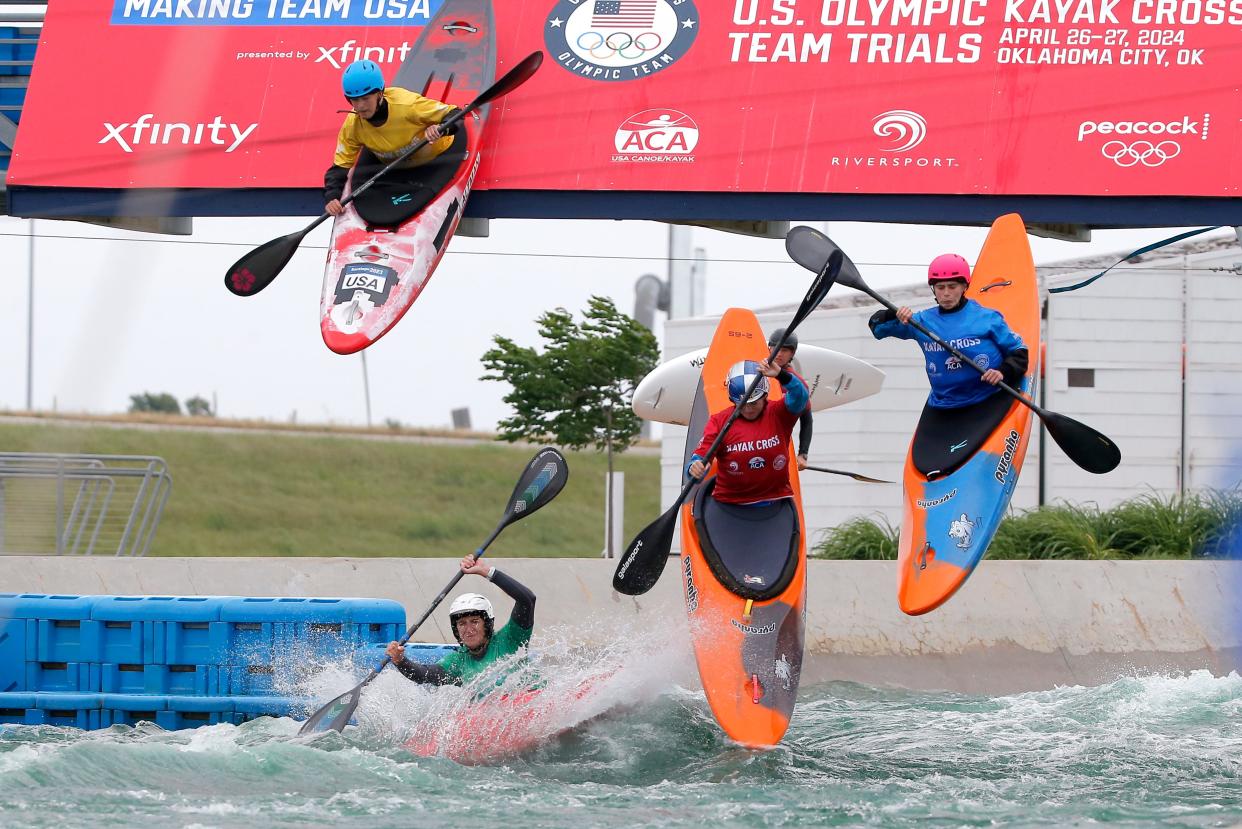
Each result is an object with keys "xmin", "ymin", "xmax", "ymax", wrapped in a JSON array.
[
  {"xmin": 482, "ymin": 296, "xmax": 659, "ymax": 451},
  {"xmin": 185, "ymin": 396, "xmax": 214, "ymax": 417},
  {"xmin": 128, "ymin": 392, "xmax": 181, "ymax": 415}
]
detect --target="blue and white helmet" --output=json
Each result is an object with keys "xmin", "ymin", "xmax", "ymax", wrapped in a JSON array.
[{"xmin": 726, "ymin": 360, "xmax": 769, "ymax": 404}]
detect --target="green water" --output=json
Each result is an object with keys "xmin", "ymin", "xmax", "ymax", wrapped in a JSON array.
[{"xmin": 1, "ymin": 664, "xmax": 1239, "ymax": 829}]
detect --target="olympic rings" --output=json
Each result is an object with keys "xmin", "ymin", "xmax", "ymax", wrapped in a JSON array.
[
  {"xmin": 1100, "ymin": 139, "xmax": 1181, "ymax": 168},
  {"xmin": 573, "ymin": 29, "xmax": 663, "ymax": 60}
]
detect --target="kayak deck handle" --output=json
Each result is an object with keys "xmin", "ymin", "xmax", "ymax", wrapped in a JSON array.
[
  {"xmin": 979, "ymin": 279, "xmax": 1013, "ymax": 293},
  {"xmin": 742, "ymin": 599, "xmax": 754, "ymax": 623},
  {"xmin": 749, "ymin": 673, "xmax": 763, "ymax": 704}
]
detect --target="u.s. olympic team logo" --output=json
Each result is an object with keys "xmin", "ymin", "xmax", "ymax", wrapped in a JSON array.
[{"xmin": 545, "ymin": 0, "xmax": 698, "ymax": 83}]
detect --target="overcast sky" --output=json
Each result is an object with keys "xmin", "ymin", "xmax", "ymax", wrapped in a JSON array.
[{"xmin": 0, "ymin": 214, "xmax": 1210, "ymax": 432}]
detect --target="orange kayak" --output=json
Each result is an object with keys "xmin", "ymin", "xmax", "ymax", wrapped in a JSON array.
[
  {"xmin": 679, "ymin": 308, "xmax": 806, "ymax": 748},
  {"xmin": 896, "ymin": 213, "xmax": 1041, "ymax": 615}
]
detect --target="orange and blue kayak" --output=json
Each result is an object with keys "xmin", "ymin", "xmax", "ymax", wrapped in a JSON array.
[
  {"xmin": 896, "ymin": 213, "xmax": 1040, "ymax": 615},
  {"xmin": 678, "ymin": 308, "xmax": 806, "ymax": 748}
]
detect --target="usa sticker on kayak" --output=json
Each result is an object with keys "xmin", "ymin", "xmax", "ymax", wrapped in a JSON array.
[{"xmin": 335, "ymin": 263, "xmax": 397, "ymax": 304}]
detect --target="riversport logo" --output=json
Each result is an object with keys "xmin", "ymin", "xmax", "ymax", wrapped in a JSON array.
[
  {"xmin": 828, "ymin": 109, "xmax": 958, "ymax": 171},
  {"xmin": 545, "ymin": 0, "xmax": 699, "ymax": 83},
  {"xmin": 99, "ymin": 114, "xmax": 257, "ymax": 153},
  {"xmin": 873, "ymin": 110, "xmax": 927, "ymax": 152},
  {"xmin": 613, "ymin": 109, "xmax": 698, "ymax": 163}
]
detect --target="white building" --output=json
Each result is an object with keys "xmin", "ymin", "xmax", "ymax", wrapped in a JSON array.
[{"xmin": 658, "ymin": 233, "xmax": 1242, "ymax": 546}]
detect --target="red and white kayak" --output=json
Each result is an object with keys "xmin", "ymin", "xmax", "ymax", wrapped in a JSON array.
[
  {"xmin": 319, "ymin": 0, "xmax": 495, "ymax": 355},
  {"xmin": 403, "ymin": 678, "xmax": 601, "ymax": 765}
]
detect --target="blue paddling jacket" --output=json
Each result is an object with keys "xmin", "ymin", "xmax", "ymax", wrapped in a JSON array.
[{"xmin": 869, "ymin": 298, "xmax": 1028, "ymax": 409}]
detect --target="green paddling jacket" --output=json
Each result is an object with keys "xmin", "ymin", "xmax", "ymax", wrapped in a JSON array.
[{"xmin": 394, "ymin": 568, "xmax": 534, "ymax": 686}]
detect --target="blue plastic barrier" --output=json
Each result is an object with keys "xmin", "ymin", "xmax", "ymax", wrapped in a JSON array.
[
  {"xmin": 0, "ymin": 692, "xmax": 37, "ymax": 725},
  {"xmin": 352, "ymin": 642, "xmax": 455, "ymax": 672},
  {"xmin": 101, "ymin": 664, "xmax": 216, "ymax": 695},
  {"xmin": 218, "ymin": 597, "xmax": 403, "ymax": 666},
  {"xmin": 0, "ymin": 618, "xmax": 22, "ymax": 692},
  {"xmin": 33, "ymin": 693, "xmax": 102, "ymax": 729},
  {"xmin": 153, "ymin": 596, "xmax": 228, "ymax": 664},
  {"xmin": 157, "ymin": 696, "xmax": 234, "ymax": 730},
  {"xmin": 100, "ymin": 693, "xmax": 166, "ymax": 727},
  {"xmin": 25, "ymin": 662, "xmax": 97, "ymax": 693},
  {"xmin": 231, "ymin": 695, "xmax": 300, "ymax": 723},
  {"xmin": 0, "ymin": 594, "xmax": 98, "ymax": 666},
  {"xmin": 216, "ymin": 664, "xmax": 279, "ymax": 696}
]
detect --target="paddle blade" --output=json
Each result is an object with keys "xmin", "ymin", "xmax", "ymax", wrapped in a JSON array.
[
  {"xmin": 225, "ymin": 230, "xmax": 306, "ymax": 297},
  {"xmin": 785, "ymin": 225, "xmax": 867, "ymax": 293},
  {"xmin": 1042, "ymin": 410, "xmax": 1122, "ymax": 474},
  {"xmin": 612, "ymin": 505, "xmax": 679, "ymax": 595},
  {"xmin": 498, "ymin": 447, "xmax": 569, "ymax": 529},
  {"xmin": 473, "ymin": 51, "xmax": 543, "ymax": 108},
  {"xmin": 298, "ymin": 682, "xmax": 363, "ymax": 735}
]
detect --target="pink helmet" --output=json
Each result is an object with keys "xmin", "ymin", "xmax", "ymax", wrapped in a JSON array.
[{"xmin": 927, "ymin": 253, "xmax": 971, "ymax": 286}]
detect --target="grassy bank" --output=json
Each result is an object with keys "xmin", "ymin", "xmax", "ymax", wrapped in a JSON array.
[
  {"xmin": 812, "ymin": 491, "xmax": 1242, "ymax": 560},
  {"xmin": 0, "ymin": 420, "xmax": 659, "ymax": 557}
]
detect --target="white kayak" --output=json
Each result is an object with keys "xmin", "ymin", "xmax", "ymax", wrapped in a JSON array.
[{"xmin": 633, "ymin": 343, "xmax": 885, "ymax": 425}]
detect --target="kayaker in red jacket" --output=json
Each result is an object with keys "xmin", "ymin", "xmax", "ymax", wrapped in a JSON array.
[
  {"xmin": 384, "ymin": 554, "xmax": 535, "ymax": 687},
  {"xmin": 687, "ymin": 359, "xmax": 809, "ymax": 505}
]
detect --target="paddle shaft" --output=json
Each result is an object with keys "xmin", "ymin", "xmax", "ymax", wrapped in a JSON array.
[{"xmin": 803, "ymin": 465, "xmax": 892, "ymax": 483}]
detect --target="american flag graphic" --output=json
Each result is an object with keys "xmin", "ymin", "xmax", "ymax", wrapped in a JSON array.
[{"xmin": 592, "ymin": 0, "xmax": 658, "ymax": 28}]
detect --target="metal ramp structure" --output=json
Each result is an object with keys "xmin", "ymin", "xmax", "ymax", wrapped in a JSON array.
[{"xmin": 0, "ymin": 453, "xmax": 173, "ymax": 556}]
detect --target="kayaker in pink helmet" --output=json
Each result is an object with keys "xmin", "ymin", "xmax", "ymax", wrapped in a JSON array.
[{"xmin": 869, "ymin": 253, "xmax": 1029, "ymax": 409}]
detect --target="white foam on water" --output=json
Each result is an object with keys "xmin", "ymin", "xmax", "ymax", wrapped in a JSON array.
[{"xmin": 288, "ymin": 617, "xmax": 697, "ymax": 762}]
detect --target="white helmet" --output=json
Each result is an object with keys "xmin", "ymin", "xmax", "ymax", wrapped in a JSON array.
[{"xmin": 448, "ymin": 593, "xmax": 494, "ymax": 643}]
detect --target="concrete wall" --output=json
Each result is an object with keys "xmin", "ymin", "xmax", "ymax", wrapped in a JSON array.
[{"xmin": 1, "ymin": 557, "xmax": 1237, "ymax": 694}]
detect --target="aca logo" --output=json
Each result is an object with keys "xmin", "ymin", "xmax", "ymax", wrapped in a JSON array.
[
  {"xmin": 545, "ymin": 0, "xmax": 699, "ymax": 83},
  {"xmin": 613, "ymin": 109, "xmax": 698, "ymax": 162}
]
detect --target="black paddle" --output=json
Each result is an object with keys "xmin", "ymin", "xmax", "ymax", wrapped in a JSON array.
[
  {"xmin": 784, "ymin": 226, "xmax": 1121, "ymax": 475},
  {"xmin": 225, "ymin": 50, "xmax": 544, "ymax": 298},
  {"xmin": 612, "ymin": 248, "xmax": 844, "ymax": 596},
  {"xmin": 804, "ymin": 465, "xmax": 892, "ymax": 484},
  {"xmin": 297, "ymin": 446, "xmax": 568, "ymax": 735}
]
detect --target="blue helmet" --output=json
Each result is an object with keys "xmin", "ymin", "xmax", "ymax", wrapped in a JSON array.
[
  {"xmin": 726, "ymin": 360, "xmax": 769, "ymax": 404},
  {"xmin": 342, "ymin": 60, "xmax": 385, "ymax": 99}
]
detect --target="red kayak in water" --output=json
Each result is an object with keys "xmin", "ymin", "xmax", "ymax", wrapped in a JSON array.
[{"xmin": 403, "ymin": 678, "xmax": 602, "ymax": 764}]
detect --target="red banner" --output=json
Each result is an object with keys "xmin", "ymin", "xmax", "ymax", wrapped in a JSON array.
[{"xmin": 8, "ymin": 0, "xmax": 1239, "ymax": 196}]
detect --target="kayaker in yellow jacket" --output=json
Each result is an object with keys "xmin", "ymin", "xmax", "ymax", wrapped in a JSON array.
[{"xmin": 324, "ymin": 59, "xmax": 461, "ymax": 217}]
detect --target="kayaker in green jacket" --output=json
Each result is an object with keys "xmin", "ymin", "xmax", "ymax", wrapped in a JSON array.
[{"xmin": 385, "ymin": 554, "xmax": 535, "ymax": 686}]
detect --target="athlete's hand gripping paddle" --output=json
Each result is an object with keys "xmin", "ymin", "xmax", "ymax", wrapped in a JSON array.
[
  {"xmin": 297, "ymin": 447, "xmax": 568, "ymax": 735},
  {"xmin": 225, "ymin": 51, "xmax": 544, "ymax": 298},
  {"xmin": 783, "ymin": 225, "xmax": 1121, "ymax": 475},
  {"xmin": 612, "ymin": 247, "xmax": 843, "ymax": 596}
]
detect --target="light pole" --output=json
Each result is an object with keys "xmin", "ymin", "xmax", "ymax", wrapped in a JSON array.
[
  {"xmin": 603, "ymin": 398, "xmax": 614, "ymax": 558},
  {"xmin": 26, "ymin": 218, "xmax": 34, "ymax": 411}
]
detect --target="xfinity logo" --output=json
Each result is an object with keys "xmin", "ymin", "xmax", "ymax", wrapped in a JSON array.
[
  {"xmin": 315, "ymin": 40, "xmax": 413, "ymax": 69},
  {"xmin": 1076, "ymin": 115, "xmax": 1208, "ymax": 143},
  {"xmin": 100, "ymin": 115, "xmax": 257, "ymax": 153}
]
